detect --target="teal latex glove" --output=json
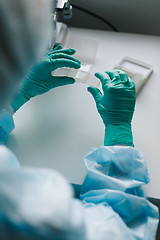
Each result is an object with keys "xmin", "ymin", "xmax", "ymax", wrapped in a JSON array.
[
  {"xmin": 0, "ymin": 110, "xmax": 15, "ymax": 144},
  {"xmin": 11, "ymin": 45, "xmax": 81, "ymax": 112},
  {"xmin": 88, "ymin": 70, "xmax": 136, "ymax": 147}
]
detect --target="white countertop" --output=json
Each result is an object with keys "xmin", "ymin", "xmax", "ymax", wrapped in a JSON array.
[{"xmin": 8, "ymin": 28, "xmax": 160, "ymax": 199}]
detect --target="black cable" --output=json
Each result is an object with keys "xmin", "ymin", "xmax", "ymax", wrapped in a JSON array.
[{"xmin": 72, "ymin": 4, "xmax": 118, "ymax": 32}]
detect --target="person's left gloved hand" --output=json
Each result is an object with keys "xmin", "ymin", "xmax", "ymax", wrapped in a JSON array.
[
  {"xmin": 11, "ymin": 45, "xmax": 81, "ymax": 112},
  {"xmin": 0, "ymin": 110, "xmax": 15, "ymax": 144}
]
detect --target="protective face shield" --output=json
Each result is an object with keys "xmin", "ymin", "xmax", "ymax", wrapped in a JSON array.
[{"xmin": 0, "ymin": 0, "xmax": 54, "ymax": 109}]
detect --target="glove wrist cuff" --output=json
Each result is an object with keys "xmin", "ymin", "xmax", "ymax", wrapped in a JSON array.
[
  {"xmin": 11, "ymin": 94, "xmax": 29, "ymax": 113},
  {"xmin": 0, "ymin": 110, "xmax": 15, "ymax": 144},
  {"xmin": 104, "ymin": 123, "xmax": 134, "ymax": 147}
]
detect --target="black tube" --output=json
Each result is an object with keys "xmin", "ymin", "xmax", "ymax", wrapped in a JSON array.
[{"xmin": 72, "ymin": 4, "xmax": 118, "ymax": 32}]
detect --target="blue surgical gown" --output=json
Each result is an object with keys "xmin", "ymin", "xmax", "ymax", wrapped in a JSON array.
[{"xmin": 0, "ymin": 112, "xmax": 158, "ymax": 239}]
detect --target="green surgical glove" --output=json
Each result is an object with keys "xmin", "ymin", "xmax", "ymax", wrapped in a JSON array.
[
  {"xmin": 87, "ymin": 70, "xmax": 136, "ymax": 147},
  {"xmin": 11, "ymin": 45, "xmax": 81, "ymax": 112}
]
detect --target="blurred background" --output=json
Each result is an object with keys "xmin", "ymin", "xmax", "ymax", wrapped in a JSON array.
[{"xmin": 58, "ymin": 0, "xmax": 160, "ymax": 36}]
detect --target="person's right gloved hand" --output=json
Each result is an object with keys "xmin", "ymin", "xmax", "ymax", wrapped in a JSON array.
[
  {"xmin": 87, "ymin": 70, "xmax": 136, "ymax": 147},
  {"xmin": 11, "ymin": 45, "xmax": 81, "ymax": 113}
]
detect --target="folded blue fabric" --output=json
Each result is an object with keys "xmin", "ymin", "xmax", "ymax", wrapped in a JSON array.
[{"xmin": 80, "ymin": 146, "xmax": 159, "ymax": 240}]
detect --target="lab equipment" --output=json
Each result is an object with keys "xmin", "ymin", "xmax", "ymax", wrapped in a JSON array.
[
  {"xmin": 51, "ymin": 64, "xmax": 100, "ymax": 87},
  {"xmin": 54, "ymin": 22, "xmax": 68, "ymax": 45},
  {"xmin": 87, "ymin": 70, "xmax": 136, "ymax": 146},
  {"xmin": 11, "ymin": 46, "xmax": 81, "ymax": 113},
  {"xmin": 51, "ymin": 0, "xmax": 72, "ymax": 47},
  {"xmin": 0, "ymin": 0, "xmax": 52, "ymax": 107},
  {"xmin": 114, "ymin": 57, "xmax": 153, "ymax": 93},
  {"xmin": 0, "ymin": 145, "xmax": 158, "ymax": 239},
  {"xmin": 64, "ymin": 37, "xmax": 99, "ymax": 65},
  {"xmin": 56, "ymin": 0, "xmax": 72, "ymax": 19},
  {"xmin": 71, "ymin": 4, "xmax": 118, "ymax": 32},
  {"xmin": 61, "ymin": 37, "xmax": 99, "ymax": 87}
]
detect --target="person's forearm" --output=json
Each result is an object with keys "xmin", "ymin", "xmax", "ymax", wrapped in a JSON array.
[
  {"xmin": 0, "ymin": 110, "xmax": 15, "ymax": 144},
  {"xmin": 104, "ymin": 123, "xmax": 134, "ymax": 147},
  {"xmin": 11, "ymin": 93, "xmax": 29, "ymax": 113}
]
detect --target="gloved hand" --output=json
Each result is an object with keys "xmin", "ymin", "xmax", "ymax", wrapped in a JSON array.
[
  {"xmin": 87, "ymin": 70, "xmax": 136, "ymax": 147},
  {"xmin": 11, "ymin": 45, "xmax": 81, "ymax": 112},
  {"xmin": 0, "ymin": 110, "xmax": 15, "ymax": 144}
]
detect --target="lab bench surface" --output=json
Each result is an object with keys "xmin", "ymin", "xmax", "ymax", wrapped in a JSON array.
[{"xmin": 8, "ymin": 27, "xmax": 160, "ymax": 200}]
